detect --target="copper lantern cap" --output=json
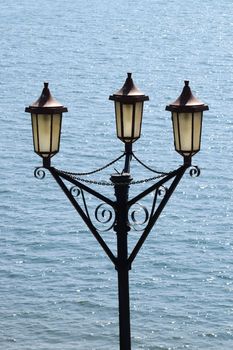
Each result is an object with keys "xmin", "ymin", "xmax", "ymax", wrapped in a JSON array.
[
  {"xmin": 109, "ymin": 73, "xmax": 149, "ymax": 103},
  {"xmin": 25, "ymin": 82, "xmax": 68, "ymax": 114},
  {"xmin": 165, "ymin": 81, "xmax": 209, "ymax": 113}
]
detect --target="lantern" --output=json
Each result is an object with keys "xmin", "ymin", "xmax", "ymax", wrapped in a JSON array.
[
  {"xmin": 109, "ymin": 73, "xmax": 149, "ymax": 143},
  {"xmin": 166, "ymin": 81, "xmax": 209, "ymax": 159},
  {"xmin": 25, "ymin": 83, "xmax": 68, "ymax": 163}
]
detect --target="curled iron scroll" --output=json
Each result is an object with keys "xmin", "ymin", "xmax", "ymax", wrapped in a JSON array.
[
  {"xmin": 189, "ymin": 166, "xmax": 201, "ymax": 178},
  {"xmin": 34, "ymin": 167, "xmax": 46, "ymax": 179},
  {"xmin": 94, "ymin": 203, "xmax": 115, "ymax": 232},
  {"xmin": 158, "ymin": 185, "xmax": 168, "ymax": 197},
  {"xmin": 70, "ymin": 186, "xmax": 81, "ymax": 197},
  {"xmin": 129, "ymin": 203, "xmax": 149, "ymax": 231}
]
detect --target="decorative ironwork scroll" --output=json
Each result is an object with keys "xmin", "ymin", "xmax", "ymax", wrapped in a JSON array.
[
  {"xmin": 70, "ymin": 185, "xmax": 81, "ymax": 197},
  {"xmin": 129, "ymin": 203, "xmax": 149, "ymax": 231},
  {"xmin": 94, "ymin": 204, "xmax": 115, "ymax": 232},
  {"xmin": 34, "ymin": 167, "xmax": 46, "ymax": 179},
  {"xmin": 189, "ymin": 166, "xmax": 201, "ymax": 177},
  {"xmin": 158, "ymin": 185, "xmax": 168, "ymax": 197}
]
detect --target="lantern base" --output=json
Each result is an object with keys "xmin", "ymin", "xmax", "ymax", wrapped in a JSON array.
[
  {"xmin": 43, "ymin": 157, "xmax": 51, "ymax": 168},
  {"xmin": 183, "ymin": 156, "xmax": 192, "ymax": 167}
]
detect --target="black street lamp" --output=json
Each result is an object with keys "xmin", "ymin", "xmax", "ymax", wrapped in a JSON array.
[
  {"xmin": 25, "ymin": 74, "xmax": 209, "ymax": 350},
  {"xmin": 25, "ymin": 82, "xmax": 68, "ymax": 167},
  {"xmin": 166, "ymin": 80, "xmax": 209, "ymax": 163}
]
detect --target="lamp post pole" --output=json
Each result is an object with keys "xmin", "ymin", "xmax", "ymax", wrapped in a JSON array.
[
  {"xmin": 26, "ymin": 74, "xmax": 208, "ymax": 350},
  {"xmin": 112, "ymin": 173, "xmax": 132, "ymax": 350}
]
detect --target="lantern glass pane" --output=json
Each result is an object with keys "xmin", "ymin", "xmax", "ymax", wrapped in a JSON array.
[
  {"xmin": 172, "ymin": 113, "xmax": 180, "ymax": 151},
  {"xmin": 51, "ymin": 114, "xmax": 62, "ymax": 152},
  {"xmin": 193, "ymin": 112, "xmax": 202, "ymax": 151},
  {"xmin": 37, "ymin": 114, "xmax": 52, "ymax": 157},
  {"xmin": 32, "ymin": 114, "xmax": 39, "ymax": 153},
  {"xmin": 177, "ymin": 112, "xmax": 193, "ymax": 155},
  {"xmin": 134, "ymin": 102, "xmax": 143, "ymax": 139},
  {"xmin": 173, "ymin": 112, "xmax": 203, "ymax": 156},
  {"xmin": 122, "ymin": 104, "xmax": 133, "ymax": 141},
  {"xmin": 115, "ymin": 102, "xmax": 122, "ymax": 138}
]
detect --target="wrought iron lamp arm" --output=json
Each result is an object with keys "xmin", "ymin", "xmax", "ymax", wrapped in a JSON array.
[
  {"xmin": 128, "ymin": 165, "xmax": 187, "ymax": 266},
  {"xmin": 48, "ymin": 167, "xmax": 117, "ymax": 266}
]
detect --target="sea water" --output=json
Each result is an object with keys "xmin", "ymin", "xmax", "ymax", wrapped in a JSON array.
[{"xmin": 0, "ymin": 0, "xmax": 233, "ymax": 349}]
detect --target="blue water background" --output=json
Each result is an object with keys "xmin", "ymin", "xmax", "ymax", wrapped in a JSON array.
[{"xmin": 1, "ymin": 0, "xmax": 233, "ymax": 349}]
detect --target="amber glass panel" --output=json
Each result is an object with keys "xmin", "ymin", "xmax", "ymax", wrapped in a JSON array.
[
  {"xmin": 115, "ymin": 102, "xmax": 122, "ymax": 139},
  {"xmin": 172, "ymin": 113, "xmax": 181, "ymax": 151},
  {"xmin": 193, "ymin": 112, "xmax": 202, "ymax": 151},
  {"xmin": 172, "ymin": 112, "xmax": 202, "ymax": 156},
  {"xmin": 51, "ymin": 114, "xmax": 62, "ymax": 152},
  {"xmin": 122, "ymin": 104, "xmax": 133, "ymax": 141},
  {"xmin": 37, "ymin": 114, "xmax": 52, "ymax": 157},
  {"xmin": 115, "ymin": 102, "xmax": 143, "ymax": 143},
  {"xmin": 133, "ymin": 102, "xmax": 143, "ymax": 140},
  {"xmin": 31, "ymin": 114, "xmax": 39, "ymax": 152},
  {"xmin": 178, "ymin": 112, "xmax": 192, "ymax": 154}
]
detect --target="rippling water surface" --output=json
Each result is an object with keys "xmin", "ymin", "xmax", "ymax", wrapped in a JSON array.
[{"xmin": 1, "ymin": 0, "xmax": 233, "ymax": 349}]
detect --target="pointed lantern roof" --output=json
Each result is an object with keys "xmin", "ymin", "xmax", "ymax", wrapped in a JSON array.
[
  {"xmin": 166, "ymin": 81, "xmax": 209, "ymax": 113},
  {"xmin": 25, "ymin": 82, "xmax": 68, "ymax": 114},
  {"xmin": 109, "ymin": 73, "xmax": 149, "ymax": 103}
]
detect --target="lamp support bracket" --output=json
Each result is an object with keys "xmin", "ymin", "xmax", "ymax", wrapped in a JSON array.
[
  {"xmin": 49, "ymin": 167, "xmax": 117, "ymax": 266},
  {"xmin": 35, "ymin": 162, "xmax": 190, "ymax": 270},
  {"xmin": 128, "ymin": 165, "xmax": 187, "ymax": 265}
]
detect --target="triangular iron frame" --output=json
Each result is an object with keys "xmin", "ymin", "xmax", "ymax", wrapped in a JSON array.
[
  {"xmin": 49, "ymin": 167, "xmax": 117, "ymax": 265},
  {"xmin": 43, "ymin": 164, "xmax": 188, "ymax": 269},
  {"xmin": 128, "ymin": 165, "xmax": 187, "ymax": 266}
]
